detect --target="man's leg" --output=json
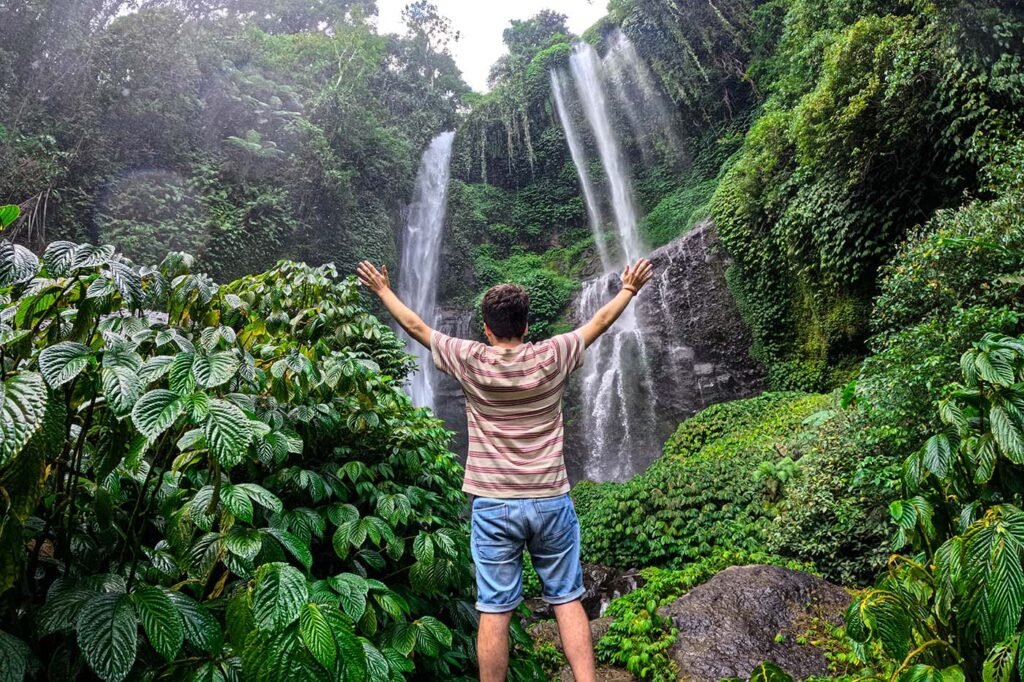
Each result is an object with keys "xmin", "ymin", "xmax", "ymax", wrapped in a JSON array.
[
  {"xmin": 527, "ymin": 495, "xmax": 594, "ymax": 681},
  {"xmin": 553, "ymin": 599, "xmax": 596, "ymax": 682},
  {"xmin": 478, "ymin": 611, "xmax": 514, "ymax": 682}
]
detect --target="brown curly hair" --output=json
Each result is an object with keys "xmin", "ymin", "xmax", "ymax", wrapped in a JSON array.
[{"xmin": 481, "ymin": 284, "xmax": 530, "ymax": 339}]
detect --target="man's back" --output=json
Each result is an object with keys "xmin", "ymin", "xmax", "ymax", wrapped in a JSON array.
[
  {"xmin": 357, "ymin": 257, "xmax": 653, "ymax": 682},
  {"xmin": 431, "ymin": 329, "xmax": 585, "ymax": 498}
]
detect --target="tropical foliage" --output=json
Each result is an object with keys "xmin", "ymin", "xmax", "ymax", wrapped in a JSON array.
[
  {"xmin": 0, "ymin": 228, "xmax": 490, "ymax": 681},
  {"xmin": 846, "ymin": 332, "xmax": 1024, "ymax": 678}
]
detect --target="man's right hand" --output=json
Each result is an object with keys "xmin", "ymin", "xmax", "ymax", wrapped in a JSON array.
[
  {"xmin": 578, "ymin": 257, "xmax": 657, "ymax": 348},
  {"xmin": 621, "ymin": 257, "xmax": 655, "ymax": 294}
]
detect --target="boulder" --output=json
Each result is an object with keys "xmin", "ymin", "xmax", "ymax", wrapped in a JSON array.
[{"xmin": 658, "ymin": 564, "xmax": 851, "ymax": 681}]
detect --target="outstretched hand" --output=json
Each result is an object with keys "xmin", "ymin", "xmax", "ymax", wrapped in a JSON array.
[
  {"xmin": 356, "ymin": 261, "xmax": 391, "ymax": 294},
  {"xmin": 621, "ymin": 257, "xmax": 655, "ymax": 294}
]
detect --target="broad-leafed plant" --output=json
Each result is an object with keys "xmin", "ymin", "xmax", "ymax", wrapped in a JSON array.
[
  {"xmin": 847, "ymin": 333, "xmax": 1024, "ymax": 680},
  {"xmin": 0, "ymin": 212, "xmax": 482, "ymax": 681}
]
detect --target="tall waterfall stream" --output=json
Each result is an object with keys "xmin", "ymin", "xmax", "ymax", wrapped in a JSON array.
[{"xmin": 396, "ymin": 131, "xmax": 455, "ymax": 411}]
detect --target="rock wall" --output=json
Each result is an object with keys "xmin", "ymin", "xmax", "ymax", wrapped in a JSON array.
[
  {"xmin": 430, "ymin": 220, "xmax": 764, "ymax": 480},
  {"xmin": 431, "ymin": 308, "xmax": 474, "ymax": 460},
  {"xmin": 564, "ymin": 220, "xmax": 764, "ymax": 481}
]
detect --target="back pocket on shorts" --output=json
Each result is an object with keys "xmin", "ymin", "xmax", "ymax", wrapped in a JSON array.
[
  {"xmin": 472, "ymin": 501, "xmax": 509, "ymax": 545},
  {"xmin": 535, "ymin": 496, "xmax": 577, "ymax": 543}
]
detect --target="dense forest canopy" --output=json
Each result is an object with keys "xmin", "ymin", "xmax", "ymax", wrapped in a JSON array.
[
  {"xmin": 0, "ymin": 0, "xmax": 467, "ymax": 281},
  {"xmin": 4, "ymin": 0, "xmax": 1024, "ymax": 680}
]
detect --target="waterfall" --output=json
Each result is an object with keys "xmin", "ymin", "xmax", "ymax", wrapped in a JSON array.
[
  {"xmin": 396, "ymin": 131, "xmax": 455, "ymax": 409},
  {"xmin": 603, "ymin": 30, "xmax": 682, "ymax": 159},
  {"xmin": 568, "ymin": 42, "xmax": 643, "ymax": 265},
  {"xmin": 550, "ymin": 70, "xmax": 612, "ymax": 271},
  {"xmin": 549, "ymin": 39, "xmax": 669, "ymax": 482}
]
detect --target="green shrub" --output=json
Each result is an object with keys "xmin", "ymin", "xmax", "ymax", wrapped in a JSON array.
[
  {"xmin": 848, "ymin": 333, "xmax": 1024, "ymax": 677},
  {"xmin": 711, "ymin": 1, "xmax": 1024, "ymax": 389},
  {"xmin": 871, "ymin": 190, "xmax": 1024, "ymax": 343},
  {"xmin": 0, "ymin": 235, "xmax": 490, "ymax": 680},
  {"xmin": 472, "ymin": 247, "xmax": 578, "ymax": 340},
  {"xmin": 573, "ymin": 392, "xmax": 831, "ymax": 569},
  {"xmin": 766, "ymin": 406, "xmax": 901, "ymax": 585}
]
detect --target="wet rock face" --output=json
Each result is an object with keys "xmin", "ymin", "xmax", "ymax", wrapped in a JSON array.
[
  {"xmin": 658, "ymin": 565, "xmax": 851, "ymax": 681},
  {"xmin": 564, "ymin": 220, "xmax": 764, "ymax": 482},
  {"xmin": 431, "ymin": 308, "xmax": 474, "ymax": 461},
  {"xmin": 527, "ymin": 564, "xmax": 646, "ymax": 621}
]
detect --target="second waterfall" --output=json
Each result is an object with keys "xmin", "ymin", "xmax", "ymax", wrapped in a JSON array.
[{"xmin": 396, "ymin": 131, "xmax": 456, "ymax": 410}]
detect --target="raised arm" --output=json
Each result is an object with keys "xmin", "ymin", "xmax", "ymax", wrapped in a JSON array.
[
  {"xmin": 578, "ymin": 258, "xmax": 655, "ymax": 348},
  {"xmin": 356, "ymin": 261, "xmax": 432, "ymax": 348}
]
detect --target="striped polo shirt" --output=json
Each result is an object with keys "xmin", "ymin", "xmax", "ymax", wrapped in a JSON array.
[{"xmin": 431, "ymin": 329, "xmax": 585, "ymax": 498}]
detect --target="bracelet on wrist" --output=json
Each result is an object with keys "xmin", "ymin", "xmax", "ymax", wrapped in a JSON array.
[{"xmin": 623, "ymin": 285, "xmax": 638, "ymax": 295}]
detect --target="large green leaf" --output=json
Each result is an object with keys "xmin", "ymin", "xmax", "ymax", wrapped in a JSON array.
[
  {"xmin": 169, "ymin": 353, "xmax": 197, "ymax": 395},
  {"xmin": 138, "ymin": 356, "xmax": 175, "ymax": 384},
  {"xmin": 362, "ymin": 640, "xmax": 389, "ymax": 681},
  {"xmin": 848, "ymin": 590, "xmax": 911, "ymax": 661},
  {"xmin": 0, "ymin": 240, "xmax": 39, "ymax": 285},
  {"xmin": 253, "ymin": 563, "xmax": 308, "ymax": 632},
  {"xmin": 36, "ymin": 581, "xmax": 94, "ymax": 637},
  {"xmin": 193, "ymin": 352, "xmax": 240, "ymax": 389},
  {"xmin": 107, "ymin": 261, "xmax": 143, "ymax": 306},
  {"xmin": 76, "ymin": 593, "xmax": 138, "ymax": 682},
  {"xmin": 39, "ymin": 342, "xmax": 92, "ymax": 388},
  {"xmin": 991, "ymin": 405, "xmax": 1024, "ymax": 464},
  {"xmin": 984, "ymin": 634, "xmax": 1020, "ymax": 682},
  {"xmin": 132, "ymin": 586, "xmax": 184, "ymax": 662},
  {"xmin": 323, "ymin": 609, "xmax": 366, "ymax": 680},
  {"xmin": 221, "ymin": 485, "xmax": 254, "ymax": 522},
  {"xmin": 42, "ymin": 240, "xmax": 76, "ymax": 276},
  {"xmin": 0, "ymin": 204, "xmax": 20, "ymax": 228},
  {"xmin": 0, "ymin": 629, "xmax": 31, "ymax": 682},
  {"xmin": 330, "ymin": 574, "xmax": 367, "ymax": 621},
  {"xmin": 299, "ymin": 603, "xmax": 336, "ymax": 670},
  {"xmin": 102, "ymin": 366, "xmax": 144, "ymax": 417},
  {"xmin": 0, "ymin": 371, "xmax": 48, "ymax": 469},
  {"xmin": 384, "ymin": 621, "xmax": 416, "ymax": 656},
  {"xmin": 205, "ymin": 399, "xmax": 253, "ymax": 467},
  {"xmin": 236, "ymin": 483, "xmax": 282, "ymax": 512},
  {"xmin": 225, "ymin": 528, "xmax": 263, "ymax": 561},
  {"xmin": 922, "ymin": 433, "xmax": 953, "ymax": 479},
  {"xmin": 977, "ymin": 350, "xmax": 1016, "ymax": 387},
  {"xmin": 416, "ymin": 615, "xmax": 452, "ymax": 648},
  {"xmin": 266, "ymin": 528, "xmax": 313, "ymax": 571},
  {"xmin": 132, "ymin": 390, "xmax": 184, "ymax": 440},
  {"xmin": 167, "ymin": 591, "xmax": 222, "ymax": 655},
  {"xmin": 963, "ymin": 506, "xmax": 1024, "ymax": 645}
]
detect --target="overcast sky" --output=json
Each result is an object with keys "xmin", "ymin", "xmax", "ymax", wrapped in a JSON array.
[{"xmin": 373, "ymin": 0, "xmax": 608, "ymax": 92}]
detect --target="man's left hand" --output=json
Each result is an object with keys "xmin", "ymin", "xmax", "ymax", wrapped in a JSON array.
[{"xmin": 357, "ymin": 261, "xmax": 391, "ymax": 294}]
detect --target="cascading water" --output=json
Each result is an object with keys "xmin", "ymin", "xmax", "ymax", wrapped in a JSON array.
[
  {"xmin": 396, "ymin": 131, "xmax": 455, "ymax": 409},
  {"xmin": 550, "ymin": 70, "xmax": 612, "ymax": 270},
  {"xmin": 553, "ymin": 41, "xmax": 662, "ymax": 481},
  {"xmin": 568, "ymin": 42, "xmax": 643, "ymax": 264},
  {"xmin": 603, "ymin": 30, "xmax": 682, "ymax": 159}
]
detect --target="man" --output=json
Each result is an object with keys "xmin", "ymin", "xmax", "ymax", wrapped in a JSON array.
[{"xmin": 356, "ymin": 257, "xmax": 655, "ymax": 682}]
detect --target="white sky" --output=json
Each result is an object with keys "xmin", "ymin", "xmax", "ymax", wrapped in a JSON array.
[{"xmin": 374, "ymin": 0, "xmax": 608, "ymax": 92}]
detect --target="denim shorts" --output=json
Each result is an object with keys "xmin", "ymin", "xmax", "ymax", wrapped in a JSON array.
[{"xmin": 470, "ymin": 493, "xmax": 585, "ymax": 613}]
